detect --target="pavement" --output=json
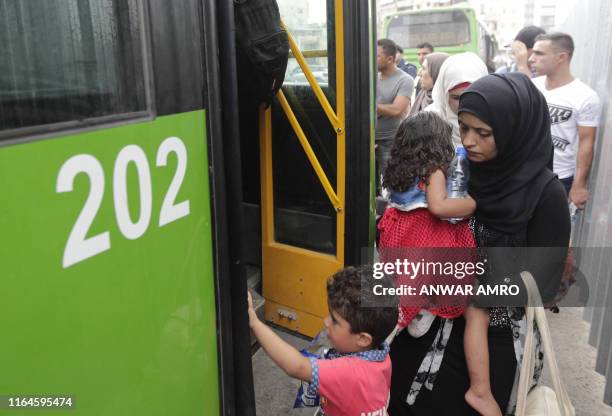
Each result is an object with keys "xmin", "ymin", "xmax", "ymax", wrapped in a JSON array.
[
  {"xmin": 252, "ymin": 328, "xmax": 314, "ymax": 416},
  {"xmin": 542, "ymin": 307, "xmax": 612, "ymax": 416},
  {"xmin": 253, "ymin": 307, "xmax": 612, "ymax": 416}
]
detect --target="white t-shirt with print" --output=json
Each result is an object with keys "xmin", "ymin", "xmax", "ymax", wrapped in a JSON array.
[{"xmin": 532, "ymin": 76, "xmax": 601, "ymax": 179}]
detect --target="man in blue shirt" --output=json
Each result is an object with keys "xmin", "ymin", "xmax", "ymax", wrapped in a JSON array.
[{"xmin": 395, "ymin": 46, "xmax": 417, "ymax": 79}]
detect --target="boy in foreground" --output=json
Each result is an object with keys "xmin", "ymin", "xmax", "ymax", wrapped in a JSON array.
[{"xmin": 248, "ymin": 266, "xmax": 398, "ymax": 416}]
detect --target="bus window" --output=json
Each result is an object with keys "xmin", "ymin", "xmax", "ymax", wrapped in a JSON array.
[
  {"xmin": 387, "ymin": 10, "xmax": 470, "ymax": 49},
  {"xmin": 0, "ymin": 0, "xmax": 148, "ymax": 136},
  {"xmin": 278, "ymin": 0, "xmax": 335, "ymax": 107}
]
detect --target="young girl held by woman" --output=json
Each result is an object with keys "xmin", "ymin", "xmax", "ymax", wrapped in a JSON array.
[{"xmin": 378, "ymin": 111, "xmax": 503, "ymax": 416}]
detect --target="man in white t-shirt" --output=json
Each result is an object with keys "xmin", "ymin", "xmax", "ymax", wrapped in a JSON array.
[{"xmin": 529, "ymin": 32, "xmax": 601, "ymax": 209}]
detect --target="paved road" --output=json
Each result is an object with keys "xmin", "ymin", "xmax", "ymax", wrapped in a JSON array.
[
  {"xmin": 543, "ymin": 307, "xmax": 612, "ymax": 416},
  {"xmin": 253, "ymin": 308, "xmax": 612, "ymax": 415}
]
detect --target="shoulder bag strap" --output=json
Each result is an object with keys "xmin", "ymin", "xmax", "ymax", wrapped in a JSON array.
[
  {"xmin": 520, "ymin": 271, "xmax": 575, "ymax": 415},
  {"xmin": 516, "ymin": 272, "xmax": 536, "ymax": 416}
]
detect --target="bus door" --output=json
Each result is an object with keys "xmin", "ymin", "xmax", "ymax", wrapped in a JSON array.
[{"xmin": 259, "ymin": 0, "xmax": 376, "ymax": 337}]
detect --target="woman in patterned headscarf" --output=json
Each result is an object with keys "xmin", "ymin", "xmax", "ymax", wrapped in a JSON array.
[{"xmin": 409, "ymin": 52, "xmax": 449, "ymax": 116}]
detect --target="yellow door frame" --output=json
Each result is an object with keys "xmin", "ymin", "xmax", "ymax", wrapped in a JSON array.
[{"xmin": 260, "ymin": 0, "xmax": 346, "ymax": 337}]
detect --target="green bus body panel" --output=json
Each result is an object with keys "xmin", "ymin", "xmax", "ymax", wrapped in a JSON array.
[{"xmin": 0, "ymin": 111, "xmax": 220, "ymax": 415}]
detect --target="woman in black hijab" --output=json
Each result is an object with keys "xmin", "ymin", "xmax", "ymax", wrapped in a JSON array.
[
  {"xmin": 461, "ymin": 72, "xmax": 556, "ymax": 235},
  {"xmin": 388, "ymin": 73, "xmax": 570, "ymax": 415}
]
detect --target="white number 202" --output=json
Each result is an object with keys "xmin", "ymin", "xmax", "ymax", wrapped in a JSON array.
[{"xmin": 56, "ymin": 137, "xmax": 190, "ymax": 268}]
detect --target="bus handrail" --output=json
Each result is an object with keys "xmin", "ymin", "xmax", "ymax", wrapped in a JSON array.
[
  {"xmin": 281, "ymin": 22, "xmax": 340, "ymax": 132},
  {"xmin": 276, "ymin": 89, "xmax": 341, "ymax": 212},
  {"xmin": 289, "ymin": 49, "xmax": 328, "ymax": 59}
]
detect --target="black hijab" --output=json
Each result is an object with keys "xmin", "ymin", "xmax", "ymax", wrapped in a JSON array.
[{"xmin": 458, "ymin": 72, "xmax": 555, "ymax": 235}]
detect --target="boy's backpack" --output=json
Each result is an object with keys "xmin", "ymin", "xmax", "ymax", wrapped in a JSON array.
[{"xmin": 234, "ymin": 0, "xmax": 290, "ymax": 107}]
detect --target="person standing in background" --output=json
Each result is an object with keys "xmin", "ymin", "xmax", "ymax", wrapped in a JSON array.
[
  {"xmin": 529, "ymin": 32, "xmax": 601, "ymax": 209},
  {"xmin": 396, "ymin": 45, "xmax": 418, "ymax": 79},
  {"xmin": 376, "ymin": 38, "xmax": 414, "ymax": 196},
  {"xmin": 416, "ymin": 42, "xmax": 434, "ymax": 67},
  {"xmin": 414, "ymin": 42, "xmax": 434, "ymax": 98},
  {"xmin": 425, "ymin": 52, "xmax": 488, "ymax": 147},
  {"xmin": 409, "ymin": 52, "xmax": 449, "ymax": 116},
  {"xmin": 496, "ymin": 25, "xmax": 546, "ymax": 77}
]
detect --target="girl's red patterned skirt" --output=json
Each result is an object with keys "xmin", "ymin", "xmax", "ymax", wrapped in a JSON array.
[{"xmin": 378, "ymin": 208, "xmax": 477, "ymax": 327}]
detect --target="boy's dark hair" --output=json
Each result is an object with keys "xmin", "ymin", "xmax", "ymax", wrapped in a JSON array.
[
  {"xmin": 417, "ymin": 42, "xmax": 434, "ymax": 52},
  {"xmin": 383, "ymin": 111, "xmax": 454, "ymax": 192},
  {"xmin": 377, "ymin": 38, "xmax": 398, "ymax": 58},
  {"xmin": 327, "ymin": 266, "xmax": 398, "ymax": 349},
  {"xmin": 535, "ymin": 32, "xmax": 574, "ymax": 59}
]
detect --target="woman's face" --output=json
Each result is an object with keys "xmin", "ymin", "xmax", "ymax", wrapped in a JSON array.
[
  {"xmin": 420, "ymin": 59, "xmax": 434, "ymax": 91},
  {"xmin": 459, "ymin": 112, "xmax": 498, "ymax": 162},
  {"xmin": 448, "ymin": 86, "xmax": 467, "ymax": 114}
]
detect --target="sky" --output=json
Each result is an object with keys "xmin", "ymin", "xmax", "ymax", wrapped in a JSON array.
[{"xmin": 308, "ymin": 0, "xmax": 326, "ymax": 24}]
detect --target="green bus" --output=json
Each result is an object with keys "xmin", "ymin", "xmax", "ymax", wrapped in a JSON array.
[
  {"xmin": 383, "ymin": 4, "xmax": 498, "ymax": 71},
  {"xmin": 0, "ymin": 0, "xmax": 377, "ymax": 415}
]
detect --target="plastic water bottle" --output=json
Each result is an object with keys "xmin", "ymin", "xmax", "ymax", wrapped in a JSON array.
[
  {"xmin": 569, "ymin": 202, "xmax": 578, "ymax": 225},
  {"xmin": 446, "ymin": 147, "xmax": 470, "ymax": 223}
]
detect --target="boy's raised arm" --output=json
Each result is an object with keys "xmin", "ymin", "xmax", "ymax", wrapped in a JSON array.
[{"xmin": 248, "ymin": 291, "xmax": 312, "ymax": 382}]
